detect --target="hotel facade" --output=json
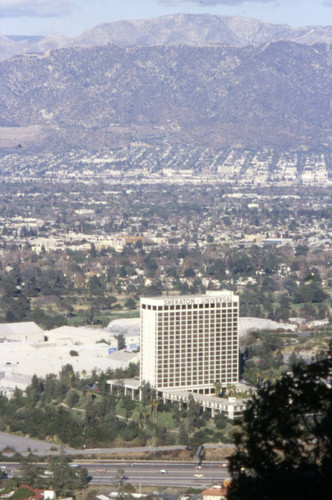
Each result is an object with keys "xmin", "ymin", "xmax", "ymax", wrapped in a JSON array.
[{"xmin": 140, "ymin": 290, "xmax": 239, "ymax": 393}]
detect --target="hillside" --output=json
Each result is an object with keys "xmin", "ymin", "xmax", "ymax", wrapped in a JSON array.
[{"xmin": 0, "ymin": 41, "xmax": 330, "ymax": 152}]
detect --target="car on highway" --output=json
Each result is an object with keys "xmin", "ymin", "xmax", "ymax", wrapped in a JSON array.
[{"xmin": 158, "ymin": 469, "xmax": 168, "ymax": 474}]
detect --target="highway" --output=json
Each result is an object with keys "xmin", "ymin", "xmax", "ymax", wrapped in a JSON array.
[
  {"xmin": 1, "ymin": 461, "xmax": 230, "ymax": 488},
  {"xmin": 87, "ymin": 461, "xmax": 230, "ymax": 487}
]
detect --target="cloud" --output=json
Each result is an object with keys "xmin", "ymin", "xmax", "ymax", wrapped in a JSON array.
[
  {"xmin": 154, "ymin": 0, "xmax": 275, "ymax": 5},
  {"xmin": 323, "ymin": 0, "xmax": 332, "ymax": 6},
  {"xmin": 0, "ymin": 0, "xmax": 72, "ymax": 17}
]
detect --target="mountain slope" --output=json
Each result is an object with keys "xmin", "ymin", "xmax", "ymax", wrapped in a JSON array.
[{"xmin": 0, "ymin": 41, "xmax": 330, "ymax": 151}]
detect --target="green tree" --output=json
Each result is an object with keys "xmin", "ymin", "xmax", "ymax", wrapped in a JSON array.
[
  {"xmin": 214, "ymin": 412, "xmax": 227, "ymax": 430},
  {"xmin": 187, "ymin": 394, "xmax": 201, "ymax": 429},
  {"xmin": 294, "ymin": 283, "xmax": 328, "ymax": 304},
  {"xmin": 121, "ymin": 395, "xmax": 136, "ymax": 418},
  {"xmin": 88, "ymin": 275, "xmax": 105, "ymax": 295},
  {"xmin": 227, "ymin": 352, "xmax": 332, "ymax": 499},
  {"xmin": 288, "ymin": 350, "xmax": 305, "ymax": 369},
  {"xmin": 178, "ymin": 424, "xmax": 189, "ymax": 445},
  {"xmin": 59, "ymin": 364, "xmax": 76, "ymax": 389},
  {"xmin": 66, "ymin": 390, "xmax": 79, "ymax": 408},
  {"xmin": 295, "ymin": 244, "xmax": 309, "ymax": 256},
  {"xmin": 150, "ymin": 397, "xmax": 160, "ymax": 424},
  {"xmin": 49, "ymin": 454, "xmax": 79, "ymax": 496},
  {"xmin": 20, "ymin": 456, "xmax": 43, "ymax": 487},
  {"xmin": 214, "ymin": 381, "xmax": 222, "ymax": 396},
  {"xmin": 25, "ymin": 374, "xmax": 43, "ymax": 407},
  {"xmin": 116, "ymin": 333, "xmax": 126, "ymax": 350},
  {"xmin": 273, "ymin": 350, "xmax": 284, "ymax": 369},
  {"xmin": 143, "ymin": 255, "xmax": 158, "ymax": 278},
  {"xmin": 76, "ymin": 466, "xmax": 89, "ymax": 489},
  {"xmin": 90, "ymin": 243, "xmax": 97, "ymax": 258},
  {"xmin": 140, "ymin": 381, "xmax": 155, "ymax": 405},
  {"xmin": 125, "ymin": 297, "xmax": 136, "ymax": 309}
]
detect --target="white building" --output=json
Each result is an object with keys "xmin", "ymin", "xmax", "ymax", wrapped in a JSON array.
[
  {"xmin": 0, "ymin": 322, "xmax": 44, "ymax": 342},
  {"xmin": 0, "ymin": 324, "xmax": 138, "ymax": 398},
  {"xmin": 106, "ymin": 318, "xmax": 140, "ymax": 351},
  {"xmin": 140, "ymin": 290, "xmax": 239, "ymax": 393}
]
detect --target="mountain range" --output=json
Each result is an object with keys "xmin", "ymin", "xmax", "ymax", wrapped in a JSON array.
[
  {"xmin": 0, "ymin": 14, "xmax": 331, "ymax": 153},
  {"xmin": 1, "ymin": 14, "xmax": 331, "ymax": 61}
]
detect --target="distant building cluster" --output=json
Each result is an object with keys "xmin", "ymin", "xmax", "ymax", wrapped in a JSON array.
[
  {"xmin": 1, "ymin": 148, "xmax": 331, "ymax": 186},
  {"xmin": 0, "ymin": 321, "xmax": 139, "ymax": 399}
]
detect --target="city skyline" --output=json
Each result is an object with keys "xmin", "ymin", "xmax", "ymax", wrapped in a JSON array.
[{"xmin": 0, "ymin": 1, "xmax": 330, "ymax": 37}]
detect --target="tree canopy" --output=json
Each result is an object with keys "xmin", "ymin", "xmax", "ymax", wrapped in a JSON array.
[{"xmin": 227, "ymin": 350, "xmax": 332, "ymax": 500}]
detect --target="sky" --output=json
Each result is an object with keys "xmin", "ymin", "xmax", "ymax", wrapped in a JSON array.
[{"xmin": 0, "ymin": 0, "xmax": 331, "ymax": 37}]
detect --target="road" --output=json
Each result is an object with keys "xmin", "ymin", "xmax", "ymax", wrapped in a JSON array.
[
  {"xmin": 86, "ymin": 461, "xmax": 230, "ymax": 487},
  {"xmin": 1, "ymin": 460, "xmax": 230, "ymax": 488},
  {"xmin": 0, "ymin": 431, "xmax": 232, "ymax": 487}
]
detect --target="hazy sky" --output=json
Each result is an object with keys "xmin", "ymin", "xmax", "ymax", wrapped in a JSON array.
[{"xmin": 0, "ymin": 0, "xmax": 330, "ymax": 37}]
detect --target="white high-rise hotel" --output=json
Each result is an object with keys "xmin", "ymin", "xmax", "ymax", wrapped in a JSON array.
[{"xmin": 140, "ymin": 290, "xmax": 239, "ymax": 393}]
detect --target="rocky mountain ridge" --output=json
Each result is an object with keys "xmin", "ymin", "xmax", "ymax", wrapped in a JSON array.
[{"xmin": 1, "ymin": 13, "xmax": 331, "ymax": 61}]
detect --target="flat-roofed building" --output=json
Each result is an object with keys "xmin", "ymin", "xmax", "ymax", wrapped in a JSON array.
[{"xmin": 140, "ymin": 290, "xmax": 239, "ymax": 393}]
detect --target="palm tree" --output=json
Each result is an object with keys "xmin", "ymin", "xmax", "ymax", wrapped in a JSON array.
[
  {"xmin": 150, "ymin": 398, "xmax": 159, "ymax": 424},
  {"xmin": 142, "ymin": 407, "xmax": 149, "ymax": 427},
  {"xmin": 226, "ymin": 384, "xmax": 236, "ymax": 397},
  {"xmin": 214, "ymin": 381, "xmax": 222, "ymax": 396}
]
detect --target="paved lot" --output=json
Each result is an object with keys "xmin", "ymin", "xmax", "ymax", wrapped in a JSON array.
[
  {"xmin": 0, "ymin": 432, "xmax": 232, "ymax": 457},
  {"xmin": 0, "ymin": 431, "xmax": 74, "ymax": 455}
]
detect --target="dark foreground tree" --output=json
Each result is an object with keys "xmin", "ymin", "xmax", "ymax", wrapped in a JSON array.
[
  {"xmin": 227, "ymin": 349, "xmax": 332, "ymax": 500},
  {"xmin": 49, "ymin": 454, "xmax": 88, "ymax": 496}
]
